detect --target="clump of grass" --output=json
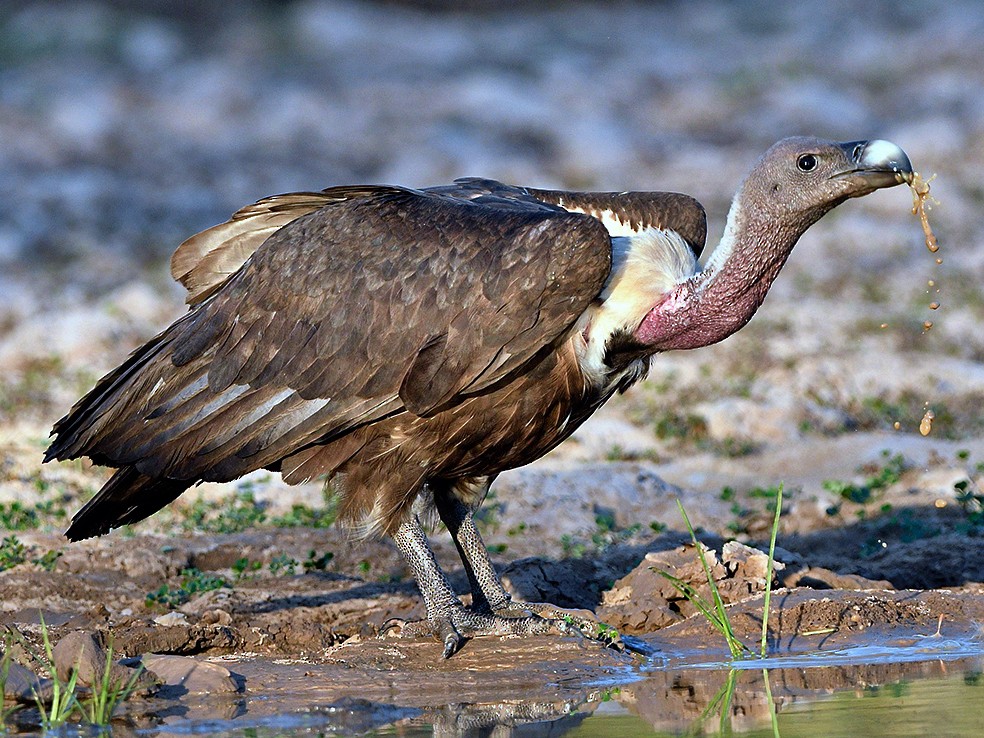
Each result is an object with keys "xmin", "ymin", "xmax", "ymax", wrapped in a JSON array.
[
  {"xmin": 81, "ymin": 640, "xmax": 144, "ymax": 726},
  {"xmin": 146, "ymin": 568, "xmax": 229, "ymax": 609},
  {"xmin": 659, "ymin": 484, "xmax": 784, "ymax": 661},
  {"xmin": 659, "ymin": 501, "xmax": 751, "ymax": 659},
  {"xmin": 822, "ymin": 451, "xmax": 907, "ymax": 505},
  {"xmin": 25, "ymin": 615, "xmax": 80, "ymax": 730},
  {"xmin": 1, "ymin": 635, "xmax": 23, "ymax": 724},
  {"xmin": 9, "ymin": 620, "xmax": 144, "ymax": 731},
  {"xmin": 0, "ymin": 536, "xmax": 63, "ymax": 574}
]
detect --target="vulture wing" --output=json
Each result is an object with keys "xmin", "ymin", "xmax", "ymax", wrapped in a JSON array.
[
  {"xmin": 47, "ymin": 186, "xmax": 613, "ymax": 487},
  {"xmin": 171, "ymin": 189, "xmax": 377, "ymax": 306}
]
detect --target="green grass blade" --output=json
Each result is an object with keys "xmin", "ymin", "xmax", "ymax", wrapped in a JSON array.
[
  {"xmin": 676, "ymin": 500, "xmax": 750, "ymax": 659},
  {"xmin": 763, "ymin": 668, "xmax": 781, "ymax": 738},
  {"xmin": 760, "ymin": 484, "xmax": 783, "ymax": 658}
]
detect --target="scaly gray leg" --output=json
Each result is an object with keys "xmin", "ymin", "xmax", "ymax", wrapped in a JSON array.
[
  {"xmin": 433, "ymin": 486, "xmax": 626, "ymax": 650},
  {"xmin": 392, "ymin": 514, "xmax": 569, "ymax": 658}
]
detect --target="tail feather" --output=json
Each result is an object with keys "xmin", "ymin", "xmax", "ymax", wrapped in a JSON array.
[{"xmin": 66, "ymin": 466, "xmax": 192, "ymax": 541}]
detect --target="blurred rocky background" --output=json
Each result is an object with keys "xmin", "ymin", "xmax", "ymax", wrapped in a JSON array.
[{"xmin": 1, "ymin": 0, "xmax": 982, "ymax": 562}]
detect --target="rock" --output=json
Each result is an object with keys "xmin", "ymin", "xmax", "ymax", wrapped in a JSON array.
[
  {"xmin": 597, "ymin": 542, "xmax": 785, "ymax": 635},
  {"xmin": 1, "ymin": 652, "xmax": 44, "ymax": 703},
  {"xmin": 721, "ymin": 540, "xmax": 785, "ymax": 582},
  {"xmin": 782, "ymin": 566, "xmax": 893, "ymax": 591},
  {"xmin": 141, "ymin": 654, "xmax": 242, "ymax": 697},
  {"xmin": 153, "ymin": 611, "xmax": 190, "ymax": 627},
  {"xmin": 52, "ymin": 631, "xmax": 134, "ymax": 689}
]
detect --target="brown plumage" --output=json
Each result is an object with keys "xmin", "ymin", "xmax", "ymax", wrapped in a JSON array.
[{"xmin": 46, "ymin": 137, "xmax": 914, "ymax": 655}]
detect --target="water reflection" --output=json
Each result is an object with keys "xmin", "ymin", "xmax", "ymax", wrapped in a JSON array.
[{"xmin": 113, "ymin": 655, "xmax": 984, "ymax": 737}]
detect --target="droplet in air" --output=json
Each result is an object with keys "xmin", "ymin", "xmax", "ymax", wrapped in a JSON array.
[
  {"xmin": 893, "ymin": 421, "xmax": 901, "ymax": 430},
  {"xmin": 929, "ymin": 302, "xmax": 940, "ymax": 310},
  {"xmin": 923, "ymin": 321, "xmax": 933, "ymax": 331},
  {"xmin": 919, "ymin": 409, "xmax": 935, "ymax": 436}
]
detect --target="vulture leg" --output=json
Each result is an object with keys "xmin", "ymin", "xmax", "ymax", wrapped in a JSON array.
[
  {"xmin": 433, "ymin": 487, "xmax": 626, "ymax": 651},
  {"xmin": 392, "ymin": 514, "xmax": 569, "ymax": 658}
]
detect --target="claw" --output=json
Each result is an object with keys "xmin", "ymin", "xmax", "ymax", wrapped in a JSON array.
[{"xmin": 442, "ymin": 632, "xmax": 462, "ymax": 659}]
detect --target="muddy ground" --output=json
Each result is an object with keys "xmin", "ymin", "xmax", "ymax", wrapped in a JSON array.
[{"xmin": 1, "ymin": 0, "xmax": 984, "ymax": 734}]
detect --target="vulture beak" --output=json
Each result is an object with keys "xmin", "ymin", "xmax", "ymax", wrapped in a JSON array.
[{"xmin": 835, "ymin": 139, "xmax": 914, "ymax": 192}]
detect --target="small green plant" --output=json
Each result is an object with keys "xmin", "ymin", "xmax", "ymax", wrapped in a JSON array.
[
  {"xmin": 507, "ymin": 522, "xmax": 527, "ymax": 536},
  {"xmin": 760, "ymin": 485, "xmax": 783, "ymax": 657},
  {"xmin": 559, "ymin": 534, "xmax": 586, "ymax": 559},
  {"xmin": 0, "ymin": 536, "xmax": 28, "ymax": 572},
  {"xmin": 180, "ymin": 491, "xmax": 267, "ymax": 534},
  {"xmin": 598, "ymin": 686, "xmax": 621, "ymax": 702},
  {"xmin": 146, "ymin": 568, "xmax": 229, "ymax": 609},
  {"xmin": 822, "ymin": 451, "xmax": 907, "ymax": 504},
  {"xmin": 955, "ymin": 478, "xmax": 984, "ymax": 528},
  {"xmin": 658, "ymin": 501, "xmax": 751, "ymax": 659},
  {"xmin": 232, "ymin": 557, "xmax": 263, "ymax": 580},
  {"xmin": 30, "ymin": 616, "xmax": 81, "ymax": 730},
  {"xmin": 0, "ymin": 537, "xmax": 62, "ymax": 574},
  {"xmin": 0, "ymin": 499, "xmax": 67, "ymax": 531},
  {"xmin": 270, "ymin": 501, "xmax": 337, "ymax": 528},
  {"xmin": 80, "ymin": 640, "xmax": 144, "ymax": 726},
  {"xmin": 302, "ymin": 550, "xmax": 334, "ymax": 572},
  {"xmin": 33, "ymin": 549, "xmax": 62, "ymax": 572},
  {"xmin": 267, "ymin": 554, "xmax": 299, "ymax": 576}
]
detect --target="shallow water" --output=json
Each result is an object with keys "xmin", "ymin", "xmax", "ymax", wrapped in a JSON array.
[{"xmin": 100, "ymin": 636, "xmax": 983, "ymax": 737}]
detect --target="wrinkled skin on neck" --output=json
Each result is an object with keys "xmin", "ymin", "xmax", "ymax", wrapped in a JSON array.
[{"xmin": 633, "ymin": 136, "xmax": 909, "ymax": 352}]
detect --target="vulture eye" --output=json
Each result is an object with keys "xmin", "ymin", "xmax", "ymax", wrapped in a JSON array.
[{"xmin": 797, "ymin": 153, "xmax": 818, "ymax": 172}]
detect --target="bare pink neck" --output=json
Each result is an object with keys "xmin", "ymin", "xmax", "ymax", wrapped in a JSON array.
[{"xmin": 634, "ymin": 201, "xmax": 800, "ymax": 351}]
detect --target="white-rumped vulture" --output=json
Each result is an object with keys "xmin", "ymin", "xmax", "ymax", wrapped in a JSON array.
[{"xmin": 46, "ymin": 137, "xmax": 913, "ymax": 656}]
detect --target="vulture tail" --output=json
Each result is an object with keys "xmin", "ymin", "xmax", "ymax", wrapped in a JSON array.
[{"xmin": 66, "ymin": 466, "xmax": 192, "ymax": 541}]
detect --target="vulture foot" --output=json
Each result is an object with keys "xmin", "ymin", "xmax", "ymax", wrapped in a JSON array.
[
  {"xmin": 489, "ymin": 600, "xmax": 627, "ymax": 651},
  {"xmin": 384, "ymin": 604, "xmax": 576, "ymax": 659}
]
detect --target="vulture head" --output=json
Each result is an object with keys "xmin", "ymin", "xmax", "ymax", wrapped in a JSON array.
[{"xmin": 633, "ymin": 136, "xmax": 913, "ymax": 352}]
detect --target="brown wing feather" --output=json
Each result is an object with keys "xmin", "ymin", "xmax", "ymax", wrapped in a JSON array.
[
  {"xmin": 171, "ymin": 187, "xmax": 413, "ymax": 305},
  {"xmin": 171, "ymin": 192, "xmax": 334, "ymax": 305},
  {"xmin": 524, "ymin": 187, "xmax": 707, "ymax": 258},
  {"xmin": 48, "ymin": 187, "xmax": 612, "ymax": 490},
  {"xmin": 437, "ymin": 178, "xmax": 706, "ymax": 258}
]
